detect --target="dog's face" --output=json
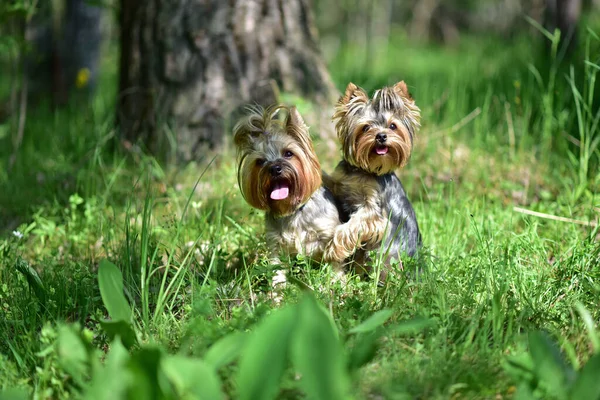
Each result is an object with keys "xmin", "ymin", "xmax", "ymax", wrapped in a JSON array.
[
  {"xmin": 333, "ymin": 81, "xmax": 421, "ymax": 175},
  {"xmin": 234, "ymin": 105, "xmax": 322, "ymax": 217}
]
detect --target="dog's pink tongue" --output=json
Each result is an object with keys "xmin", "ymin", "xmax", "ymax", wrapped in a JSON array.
[
  {"xmin": 376, "ymin": 146, "xmax": 388, "ymax": 155},
  {"xmin": 270, "ymin": 183, "xmax": 289, "ymax": 200}
]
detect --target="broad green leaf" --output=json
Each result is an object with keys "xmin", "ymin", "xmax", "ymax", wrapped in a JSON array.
[
  {"xmin": 348, "ymin": 309, "xmax": 393, "ymax": 334},
  {"xmin": 99, "ymin": 320, "xmax": 138, "ymax": 349},
  {"xmin": 570, "ymin": 353, "xmax": 600, "ymax": 400},
  {"xmin": 162, "ymin": 355, "xmax": 224, "ymax": 400},
  {"xmin": 0, "ymin": 389, "xmax": 29, "ymax": 400},
  {"xmin": 347, "ymin": 330, "xmax": 381, "ymax": 372},
  {"xmin": 57, "ymin": 325, "xmax": 89, "ymax": 386},
  {"xmin": 389, "ymin": 317, "xmax": 435, "ymax": 335},
  {"xmin": 514, "ymin": 383, "xmax": 537, "ymax": 400},
  {"xmin": 204, "ymin": 332, "xmax": 246, "ymax": 370},
  {"xmin": 502, "ymin": 353, "xmax": 535, "ymax": 386},
  {"xmin": 127, "ymin": 347, "xmax": 163, "ymax": 400},
  {"xmin": 98, "ymin": 259, "xmax": 132, "ymax": 322},
  {"xmin": 86, "ymin": 339, "xmax": 131, "ymax": 400},
  {"xmin": 291, "ymin": 295, "xmax": 350, "ymax": 400},
  {"xmin": 237, "ymin": 306, "xmax": 297, "ymax": 400},
  {"xmin": 528, "ymin": 331, "xmax": 573, "ymax": 398}
]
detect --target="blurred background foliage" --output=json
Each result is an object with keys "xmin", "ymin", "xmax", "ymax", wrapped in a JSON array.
[{"xmin": 0, "ymin": 0, "xmax": 598, "ymax": 220}]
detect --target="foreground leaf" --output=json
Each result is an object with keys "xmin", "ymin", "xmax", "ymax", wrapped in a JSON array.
[
  {"xmin": 204, "ymin": 332, "xmax": 246, "ymax": 370},
  {"xmin": 162, "ymin": 355, "xmax": 224, "ymax": 400},
  {"xmin": 291, "ymin": 295, "xmax": 350, "ymax": 400},
  {"xmin": 86, "ymin": 339, "xmax": 131, "ymax": 400},
  {"xmin": 570, "ymin": 353, "xmax": 600, "ymax": 400},
  {"xmin": 390, "ymin": 317, "xmax": 435, "ymax": 335},
  {"xmin": 99, "ymin": 321, "xmax": 138, "ymax": 349},
  {"xmin": 347, "ymin": 330, "xmax": 381, "ymax": 372},
  {"xmin": 348, "ymin": 309, "xmax": 393, "ymax": 334},
  {"xmin": 502, "ymin": 353, "xmax": 536, "ymax": 387},
  {"xmin": 528, "ymin": 331, "xmax": 573, "ymax": 398},
  {"xmin": 0, "ymin": 389, "xmax": 29, "ymax": 400},
  {"xmin": 127, "ymin": 347, "xmax": 163, "ymax": 400},
  {"xmin": 237, "ymin": 306, "xmax": 297, "ymax": 400},
  {"xmin": 57, "ymin": 325, "xmax": 89, "ymax": 387}
]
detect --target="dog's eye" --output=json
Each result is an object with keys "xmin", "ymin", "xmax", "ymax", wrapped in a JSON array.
[
  {"xmin": 389, "ymin": 123, "xmax": 397, "ymax": 130},
  {"xmin": 283, "ymin": 150, "xmax": 293, "ymax": 158},
  {"xmin": 256, "ymin": 158, "xmax": 266, "ymax": 167},
  {"xmin": 362, "ymin": 125, "xmax": 370, "ymax": 132}
]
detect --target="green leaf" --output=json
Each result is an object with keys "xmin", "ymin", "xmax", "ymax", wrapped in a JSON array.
[
  {"xmin": 86, "ymin": 339, "xmax": 131, "ymax": 400},
  {"xmin": 14, "ymin": 257, "xmax": 45, "ymax": 303},
  {"xmin": 570, "ymin": 353, "xmax": 600, "ymax": 400},
  {"xmin": 99, "ymin": 321, "xmax": 138, "ymax": 349},
  {"xmin": 514, "ymin": 383, "xmax": 537, "ymax": 400},
  {"xmin": 237, "ymin": 306, "xmax": 297, "ymax": 400},
  {"xmin": 528, "ymin": 331, "xmax": 573, "ymax": 399},
  {"xmin": 57, "ymin": 325, "xmax": 89, "ymax": 386},
  {"xmin": 127, "ymin": 347, "xmax": 164, "ymax": 400},
  {"xmin": 204, "ymin": 332, "xmax": 246, "ymax": 370},
  {"xmin": 162, "ymin": 355, "xmax": 224, "ymax": 400},
  {"xmin": 291, "ymin": 295, "xmax": 350, "ymax": 400},
  {"xmin": 348, "ymin": 309, "xmax": 393, "ymax": 334},
  {"xmin": 389, "ymin": 317, "xmax": 435, "ymax": 335},
  {"xmin": 347, "ymin": 330, "xmax": 381, "ymax": 372},
  {"xmin": 0, "ymin": 389, "xmax": 29, "ymax": 400},
  {"xmin": 98, "ymin": 259, "xmax": 132, "ymax": 322},
  {"xmin": 502, "ymin": 353, "xmax": 536, "ymax": 386}
]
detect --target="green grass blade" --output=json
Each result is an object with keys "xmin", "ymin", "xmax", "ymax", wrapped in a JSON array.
[{"xmin": 575, "ymin": 303, "xmax": 600, "ymax": 352}]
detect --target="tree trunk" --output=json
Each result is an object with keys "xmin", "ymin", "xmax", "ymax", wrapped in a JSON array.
[
  {"xmin": 118, "ymin": 0, "xmax": 336, "ymax": 162},
  {"xmin": 545, "ymin": 0, "xmax": 581, "ymax": 55}
]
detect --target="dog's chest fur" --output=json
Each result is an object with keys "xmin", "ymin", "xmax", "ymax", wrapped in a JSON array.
[
  {"xmin": 331, "ymin": 160, "xmax": 421, "ymax": 257},
  {"xmin": 265, "ymin": 187, "xmax": 340, "ymax": 260}
]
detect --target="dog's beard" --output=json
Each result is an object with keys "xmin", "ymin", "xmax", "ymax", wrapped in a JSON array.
[{"xmin": 346, "ymin": 126, "xmax": 412, "ymax": 175}]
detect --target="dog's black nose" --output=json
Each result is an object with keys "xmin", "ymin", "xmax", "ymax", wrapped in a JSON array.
[
  {"xmin": 270, "ymin": 164, "xmax": 282, "ymax": 176},
  {"xmin": 376, "ymin": 133, "xmax": 387, "ymax": 143}
]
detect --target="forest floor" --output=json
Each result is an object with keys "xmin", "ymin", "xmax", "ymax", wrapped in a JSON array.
[{"xmin": 1, "ymin": 28, "xmax": 599, "ymax": 399}]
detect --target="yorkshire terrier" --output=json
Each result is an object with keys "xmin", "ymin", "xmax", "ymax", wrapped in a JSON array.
[
  {"xmin": 328, "ymin": 81, "xmax": 422, "ymax": 278},
  {"xmin": 234, "ymin": 105, "xmax": 361, "ymax": 281}
]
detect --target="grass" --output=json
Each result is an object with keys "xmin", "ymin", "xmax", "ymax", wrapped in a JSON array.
[{"xmin": 1, "ymin": 23, "xmax": 600, "ymax": 399}]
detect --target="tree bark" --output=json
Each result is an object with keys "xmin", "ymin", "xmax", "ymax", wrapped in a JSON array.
[
  {"xmin": 118, "ymin": 0, "xmax": 336, "ymax": 162},
  {"xmin": 545, "ymin": 0, "xmax": 581, "ymax": 55}
]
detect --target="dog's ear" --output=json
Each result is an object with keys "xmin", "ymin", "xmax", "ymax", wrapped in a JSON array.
[
  {"xmin": 393, "ymin": 81, "xmax": 413, "ymax": 100},
  {"xmin": 233, "ymin": 118, "xmax": 256, "ymax": 151},
  {"xmin": 285, "ymin": 106, "xmax": 311, "ymax": 144},
  {"xmin": 286, "ymin": 106, "xmax": 308, "ymax": 134},
  {"xmin": 338, "ymin": 82, "xmax": 369, "ymax": 108},
  {"xmin": 234, "ymin": 105, "xmax": 283, "ymax": 150}
]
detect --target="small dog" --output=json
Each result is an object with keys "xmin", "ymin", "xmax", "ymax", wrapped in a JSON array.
[
  {"xmin": 234, "ymin": 105, "xmax": 359, "ymax": 274},
  {"xmin": 328, "ymin": 81, "xmax": 422, "ymax": 276}
]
